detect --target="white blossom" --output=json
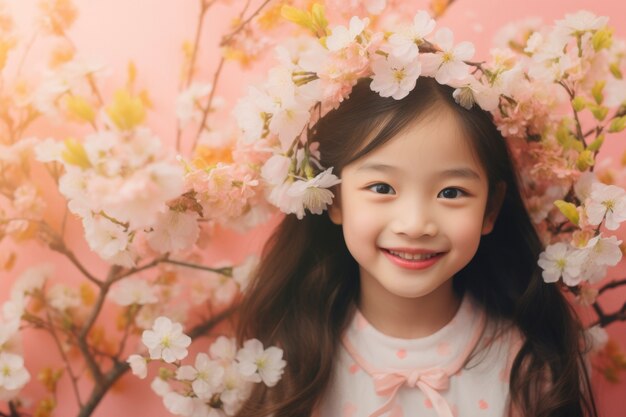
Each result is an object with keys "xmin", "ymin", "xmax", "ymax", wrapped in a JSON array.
[
  {"xmin": 261, "ymin": 154, "xmax": 291, "ymax": 186},
  {"xmin": 537, "ymin": 242, "xmax": 586, "ymax": 286},
  {"xmin": 127, "ymin": 354, "xmax": 148, "ymax": 379},
  {"xmin": 163, "ymin": 391, "xmax": 194, "ymax": 416},
  {"xmin": 176, "ymin": 83, "xmax": 213, "ymax": 127},
  {"xmin": 176, "ymin": 353, "xmax": 224, "ymax": 399},
  {"xmin": 287, "ymin": 169, "xmax": 341, "ymax": 218},
  {"xmin": 585, "ymin": 183, "xmax": 626, "ymax": 230},
  {"xmin": 232, "ymin": 255, "xmax": 259, "ymax": 292},
  {"xmin": 142, "ymin": 317, "xmax": 192, "ymax": 363},
  {"xmin": 420, "ymin": 28, "xmax": 475, "ymax": 84},
  {"xmin": 370, "ymin": 55, "xmax": 422, "ymax": 100},
  {"xmin": 220, "ymin": 364, "xmax": 253, "ymax": 416},
  {"xmin": 151, "ymin": 377, "xmax": 172, "ymax": 397},
  {"xmin": 236, "ymin": 339, "xmax": 286, "ymax": 387},
  {"xmin": 326, "ymin": 17, "xmax": 369, "ymax": 52},
  {"xmin": 555, "ymin": 10, "xmax": 608, "ymax": 34},
  {"xmin": 109, "ymin": 279, "xmax": 159, "ymax": 306},
  {"xmin": 585, "ymin": 325, "xmax": 609, "ymax": 353},
  {"xmin": 11, "ymin": 264, "xmax": 52, "ymax": 300},
  {"xmin": 147, "ymin": 210, "xmax": 200, "ymax": 254},
  {"xmin": 47, "ymin": 284, "xmax": 81, "ymax": 311},
  {"xmin": 388, "ymin": 11, "xmax": 436, "ymax": 60},
  {"xmin": 0, "ymin": 353, "xmax": 30, "ymax": 391},
  {"xmin": 209, "ymin": 336, "xmax": 237, "ymax": 363}
]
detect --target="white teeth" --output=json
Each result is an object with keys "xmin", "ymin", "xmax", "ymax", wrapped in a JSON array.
[{"xmin": 388, "ymin": 250, "xmax": 439, "ymax": 261}]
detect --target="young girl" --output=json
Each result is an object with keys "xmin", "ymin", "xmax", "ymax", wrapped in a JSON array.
[{"xmin": 235, "ymin": 77, "xmax": 598, "ymax": 417}]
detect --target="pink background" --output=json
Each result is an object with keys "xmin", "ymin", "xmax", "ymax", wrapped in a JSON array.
[{"xmin": 3, "ymin": 0, "xmax": 626, "ymax": 416}]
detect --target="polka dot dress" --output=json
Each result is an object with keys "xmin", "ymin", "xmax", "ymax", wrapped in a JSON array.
[{"xmin": 316, "ymin": 293, "xmax": 523, "ymax": 417}]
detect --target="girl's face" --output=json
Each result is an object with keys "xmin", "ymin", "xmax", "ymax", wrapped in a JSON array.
[{"xmin": 328, "ymin": 105, "xmax": 500, "ymax": 304}]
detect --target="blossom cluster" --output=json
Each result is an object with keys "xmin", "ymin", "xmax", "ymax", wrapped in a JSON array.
[
  {"xmin": 464, "ymin": 11, "xmax": 626, "ymax": 295},
  {"xmin": 0, "ymin": 264, "xmax": 55, "ymax": 401},
  {"xmin": 233, "ymin": 6, "xmax": 479, "ymax": 218},
  {"xmin": 128, "ymin": 317, "xmax": 286, "ymax": 417}
]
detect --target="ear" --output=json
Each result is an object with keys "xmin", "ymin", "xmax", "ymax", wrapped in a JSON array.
[
  {"xmin": 482, "ymin": 182, "xmax": 506, "ymax": 235},
  {"xmin": 328, "ymin": 187, "xmax": 343, "ymax": 225}
]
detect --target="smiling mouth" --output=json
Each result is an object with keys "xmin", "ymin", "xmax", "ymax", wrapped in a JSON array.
[{"xmin": 384, "ymin": 249, "xmax": 443, "ymax": 261}]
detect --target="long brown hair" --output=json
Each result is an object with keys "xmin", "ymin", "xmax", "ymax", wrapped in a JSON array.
[{"xmin": 235, "ymin": 77, "xmax": 598, "ymax": 417}]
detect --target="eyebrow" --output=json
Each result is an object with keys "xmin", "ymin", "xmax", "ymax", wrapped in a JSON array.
[{"xmin": 356, "ymin": 163, "xmax": 482, "ymax": 180}]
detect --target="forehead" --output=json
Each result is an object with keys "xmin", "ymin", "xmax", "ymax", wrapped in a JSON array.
[{"xmin": 348, "ymin": 107, "xmax": 485, "ymax": 178}]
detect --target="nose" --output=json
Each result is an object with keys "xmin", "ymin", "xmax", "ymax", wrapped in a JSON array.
[{"xmin": 390, "ymin": 198, "xmax": 439, "ymax": 238}]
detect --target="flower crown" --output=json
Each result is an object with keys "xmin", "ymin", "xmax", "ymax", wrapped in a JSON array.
[{"xmin": 234, "ymin": 6, "xmax": 482, "ymax": 219}]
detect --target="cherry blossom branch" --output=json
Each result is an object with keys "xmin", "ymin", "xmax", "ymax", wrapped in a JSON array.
[
  {"xmin": 219, "ymin": 0, "xmax": 265, "ymax": 48},
  {"xmin": 0, "ymin": 401, "xmax": 21, "ymax": 417},
  {"xmin": 75, "ymin": 266, "xmax": 122, "ymax": 386},
  {"xmin": 41, "ymin": 222, "xmax": 103, "ymax": 288},
  {"xmin": 185, "ymin": 0, "xmax": 211, "ymax": 89},
  {"xmin": 162, "ymin": 258, "xmax": 233, "ymax": 276},
  {"xmin": 190, "ymin": 0, "xmax": 272, "ymax": 151},
  {"xmin": 558, "ymin": 80, "xmax": 586, "ymax": 145},
  {"xmin": 590, "ymin": 300, "xmax": 626, "ymax": 327},
  {"xmin": 191, "ymin": 56, "xmax": 224, "ymax": 151},
  {"xmin": 114, "ymin": 305, "xmax": 140, "ymax": 359},
  {"xmin": 599, "ymin": 278, "xmax": 626, "ymax": 295},
  {"xmin": 44, "ymin": 307, "xmax": 84, "ymax": 407},
  {"xmin": 75, "ymin": 302, "xmax": 236, "ymax": 417}
]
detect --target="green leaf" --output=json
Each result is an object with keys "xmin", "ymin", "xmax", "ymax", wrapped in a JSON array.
[
  {"xmin": 576, "ymin": 149, "xmax": 595, "ymax": 171},
  {"xmin": 572, "ymin": 96, "xmax": 586, "ymax": 112},
  {"xmin": 592, "ymin": 27, "xmax": 613, "ymax": 51},
  {"xmin": 609, "ymin": 116, "xmax": 626, "ymax": 133},
  {"xmin": 554, "ymin": 200, "xmax": 579, "ymax": 226},
  {"xmin": 588, "ymin": 134, "xmax": 604, "ymax": 152},
  {"xmin": 592, "ymin": 80, "xmax": 605, "ymax": 105},
  {"xmin": 610, "ymin": 62, "xmax": 623, "ymax": 79},
  {"xmin": 590, "ymin": 104, "xmax": 608, "ymax": 121}
]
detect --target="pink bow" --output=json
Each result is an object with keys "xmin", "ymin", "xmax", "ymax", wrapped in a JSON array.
[{"xmin": 369, "ymin": 368, "xmax": 454, "ymax": 417}]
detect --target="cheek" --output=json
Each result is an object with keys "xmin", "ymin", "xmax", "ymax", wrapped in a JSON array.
[{"xmin": 445, "ymin": 212, "xmax": 485, "ymax": 251}]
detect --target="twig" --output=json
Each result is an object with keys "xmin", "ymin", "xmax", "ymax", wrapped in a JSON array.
[
  {"xmin": 191, "ymin": 56, "xmax": 224, "ymax": 151},
  {"xmin": 219, "ymin": 0, "xmax": 267, "ymax": 48},
  {"xmin": 598, "ymin": 278, "xmax": 626, "ymax": 295},
  {"xmin": 46, "ymin": 233, "xmax": 103, "ymax": 287},
  {"xmin": 185, "ymin": 0, "xmax": 211, "ymax": 89},
  {"xmin": 590, "ymin": 300, "xmax": 626, "ymax": 327},
  {"xmin": 114, "ymin": 305, "xmax": 141, "ymax": 359},
  {"xmin": 188, "ymin": 304, "xmax": 238, "ymax": 339},
  {"xmin": 44, "ymin": 307, "xmax": 83, "ymax": 407},
  {"xmin": 113, "ymin": 256, "xmax": 167, "ymax": 283},
  {"xmin": 162, "ymin": 258, "xmax": 232, "ymax": 276},
  {"xmin": 76, "ymin": 266, "xmax": 122, "ymax": 385},
  {"xmin": 76, "ymin": 305, "xmax": 236, "ymax": 417}
]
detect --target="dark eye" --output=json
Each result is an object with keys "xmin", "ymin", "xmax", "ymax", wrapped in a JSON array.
[
  {"xmin": 368, "ymin": 183, "xmax": 396, "ymax": 195},
  {"xmin": 438, "ymin": 187, "xmax": 465, "ymax": 199}
]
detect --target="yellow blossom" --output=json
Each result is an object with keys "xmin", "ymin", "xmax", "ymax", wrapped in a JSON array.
[
  {"xmin": 38, "ymin": 0, "xmax": 78, "ymax": 35},
  {"xmin": 105, "ymin": 89, "xmax": 146, "ymax": 131},
  {"xmin": 0, "ymin": 36, "xmax": 15, "ymax": 71},
  {"xmin": 0, "ymin": 251, "xmax": 15, "ymax": 270},
  {"xmin": 257, "ymin": 2, "xmax": 285, "ymax": 30},
  {"xmin": 79, "ymin": 282, "xmax": 96, "ymax": 306},
  {"xmin": 64, "ymin": 94, "xmax": 96, "ymax": 124},
  {"xmin": 193, "ymin": 145, "xmax": 233, "ymax": 169},
  {"xmin": 38, "ymin": 367, "xmax": 64, "ymax": 393},
  {"xmin": 49, "ymin": 42, "xmax": 75, "ymax": 68},
  {"xmin": 430, "ymin": 0, "xmax": 451, "ymax": 18},
  {"xmin": 61, "ymin": 137, "xmax": 91, "ymax": 169},
  {"xmin": 34, "ymin": 397, "xmax": 56, "ymax": 417}
]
